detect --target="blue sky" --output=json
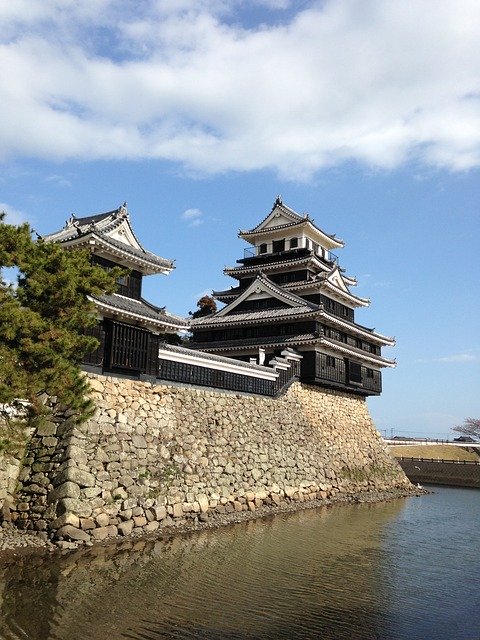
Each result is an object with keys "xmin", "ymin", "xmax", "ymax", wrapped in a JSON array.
[{"xmin": 1, "ymin": 0, "xmax": 479, "ymax": 438}]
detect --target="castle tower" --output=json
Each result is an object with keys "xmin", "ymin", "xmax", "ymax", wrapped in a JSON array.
[{"xmin": 191, "ymin": 197, "xmax": 395, "ymax": 396}]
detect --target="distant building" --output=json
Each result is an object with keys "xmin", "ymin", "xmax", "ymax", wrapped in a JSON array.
[
  {"xmin": 43, "ymin": 203, "xmax": 187, "ymax": 377},
  {"xmin": 191, "ymin": 197, "xmax": 395, "ymax": 396}
]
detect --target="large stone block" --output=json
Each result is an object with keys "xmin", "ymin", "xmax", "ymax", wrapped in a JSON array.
[
  {"xmin": 65, "ymin": 444, "xmax": 88, "ymax": 466},
  {"xmin": 118, "ymin": 520, "xmax": 134, "ymax": 536},
  {"xmin": 55, "ymin": 467, "xmax": 95, "ymax": 488},
  {"xmin": 95, "ymin": 513, "xmax": 110, "ymax": 527},
  {"xmin": 56, "ymin": 524, "xmax": 91, "ymax": 542},
  {"xmin": 35, "ymin": 422, "xmax": 57, "ymax": 437},
  {"xmin": 51, "ymin": 512, "xmax": 80, "ymax": 530},
  {"xmin": 48, "ymin": 481, "xmax": 81, "ymax": 503},
  {"xmin": 58, "ymin": 498, "xmax": 93, "ymax": 518}
]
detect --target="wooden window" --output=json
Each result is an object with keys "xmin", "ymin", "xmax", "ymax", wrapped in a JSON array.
[
  {"xmin": 272, "ymin": 239, "xmax": 285, "ymax": 253},
  {"xmin": 290, "ymin": 237, "xmax": 298, "ymax": 249},
  {"xmin": 259, "ymin": 243, "xmax": 267, "ymax": 254},
  {"xmin": 326, "ymin": 355, "xmax": 336, "ymax": 367},
  {"xmin": 348, "ymin": 361, "xmax": 362, "ymax": 384},
  {"xmin": 117, "ymin": 270, "xmax": 142, "ymax": 299},
  {"xmin": 109, "ymin": 322, "xmax": 150, "ymax": 372}
]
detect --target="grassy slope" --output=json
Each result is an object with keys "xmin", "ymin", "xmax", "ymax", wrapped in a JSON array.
[{"xmin": 388, "ymin": 444, "xmax": 480, "ymax": 462}]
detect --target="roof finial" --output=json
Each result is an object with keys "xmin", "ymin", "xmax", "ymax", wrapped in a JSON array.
[
  {"xmin": 118, "ymin": 201, "xmax": 128, "ymax": 217},
  {"xmin": 275, "ymin": 195, "xmax": 282, "ymax": 205}
]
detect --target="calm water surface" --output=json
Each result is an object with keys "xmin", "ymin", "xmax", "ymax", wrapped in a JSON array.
[{"xmin": 0, "ymin": 486, "xmax": 479, "ymax": 640}]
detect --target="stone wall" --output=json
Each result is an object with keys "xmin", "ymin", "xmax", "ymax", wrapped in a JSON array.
[
  {"xmin": 0, "ymin": 422, "xmax": 29, "ymax": 519},
  {"xmin": 0, "ymin": 453, "xmax": 22, "ymax": 515},
  {"xmin": 13, "ymin": 373, "xmax": 411, "ymax": 542}
]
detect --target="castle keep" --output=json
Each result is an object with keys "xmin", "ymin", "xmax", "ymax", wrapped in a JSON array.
[{"xmin": 191, "ymin": 197, "xmax": 395, "ymax": 396}]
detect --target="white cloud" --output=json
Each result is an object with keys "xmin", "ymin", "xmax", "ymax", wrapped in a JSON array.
[
  {"xmin": 0, "ymin": 202, "xmax": 31, "ymax": 225},
  {"xmin": 45, "ymin": 174, "xmax": 72, "ymax": 188},
  {"xmin": 1, "ymin": 1, "xmax": 480, "ymax": 178},
  {"xmin": 437, "ymin": 353, "xmax": 479, "ymax": 363},
  {"xmin": 181, "ymin": 208, "xmax": 204, "ymax": 226}
]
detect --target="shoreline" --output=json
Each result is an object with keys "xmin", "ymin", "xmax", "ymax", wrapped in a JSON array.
[{"xmin": 0, "ymin": 485, "xmax": 426, "ymax": 562}]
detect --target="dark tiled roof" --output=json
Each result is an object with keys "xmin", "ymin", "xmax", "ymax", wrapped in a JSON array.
[
  {"xmin": 321, "ymin": 337, "xmax": 396, "ymax": 367},
  {"xmin": 240, "ymin": 198, "xmax": 306, "ymax": 234},
  {"xmin": 239, "ymin": 198, "xmax": 343, "ymax": 246},
  {"xmin": 43, "ymin": 208, "xmax": 126, "ymax": 243},
  {"xmin": 69, "ymin": 210, "xmax": 116, "ymax": 227},
  {"xmin": 43, "ymin": 206, "xmax": 174, "ymax": 271},
  {"xmin": 213, "ymin": 286, "xmax": 244, "ymax": 298},
  {"xmin": 224, "ymin": 254, "xmax": 327, "ymax": 276},
  {"xmin": 192, "ymin": 305, "xmax": 319, "ymax": 326},
  {"xmin": 93, "ymin": 293, "xmax": 187, "ymax": 328}
]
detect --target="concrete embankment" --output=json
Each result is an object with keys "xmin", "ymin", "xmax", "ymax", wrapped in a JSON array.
[
  {"xmin": 2, "ymin": 373, "xmax": 413, "ymax": 547},
  {"xmin": 398, "ymin": 458, "xmax": 480, "ymax": 488}
]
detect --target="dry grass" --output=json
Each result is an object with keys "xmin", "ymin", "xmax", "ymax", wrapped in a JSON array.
[{"xmin": 388, "ymin": 444, "xmax": 480, "ymax": 462}]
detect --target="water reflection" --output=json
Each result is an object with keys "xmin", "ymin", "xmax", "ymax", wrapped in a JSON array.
[{"xmin": 1, "ymin": 488, "xmax": 479, "ymax": 640}]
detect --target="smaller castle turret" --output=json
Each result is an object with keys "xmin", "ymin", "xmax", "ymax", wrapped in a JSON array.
[{"xmin": 44, "ymin": 204, "xmax": 187, "ymax": 376}]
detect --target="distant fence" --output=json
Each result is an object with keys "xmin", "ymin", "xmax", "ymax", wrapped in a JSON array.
[
  {"xmin": 398, "ymin": 457, "xmax": 480, "ymax": 489},
  {"xmin": 400, "ymin": 457, "xmax": 480, "ymax": 465}
]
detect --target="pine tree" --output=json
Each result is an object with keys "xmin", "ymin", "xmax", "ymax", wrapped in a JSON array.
[
  {"xmin": 190, "ymin": 295, "xmax": 217, "ymax": 318},
  {"xmin": 0, "ymin": 213, "xmax": 121, "ymax": 426}
]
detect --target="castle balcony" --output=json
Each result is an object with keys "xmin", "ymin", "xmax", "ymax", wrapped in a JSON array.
[{"xmin": 238, "ymin": 246, "xmax": 338, "ymax": 267}]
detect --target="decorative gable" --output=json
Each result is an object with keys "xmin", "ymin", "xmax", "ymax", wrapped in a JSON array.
[
  {"xmin": 107, "ymin": 216, "xmax": 143, "ymax": 251},
  {"xmin": 215, "ymin": 274, "xmax": 317, "ymax": 317},
  {"xmin": 326, "ymin": 267, "xmax": 350, "ymax": 294},
  {"xmin": 254, "ymin": 199, "xmax": 305, "ymax": 232},
  {"xmin": 262, "ymin": 210, "xmax": 298, "ymax": 229}
]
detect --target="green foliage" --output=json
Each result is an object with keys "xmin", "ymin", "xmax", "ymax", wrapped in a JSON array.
[
  {"xmin": 0, "ymin": 213, "xmax": 121, "ymax": 426},
  {"xmin": 0, "ymin": 416, "xmax": 27, "ymax": 456}
]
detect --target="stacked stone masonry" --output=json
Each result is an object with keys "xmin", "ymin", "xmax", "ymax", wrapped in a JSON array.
[{"xmin": 12, "ymin": 374, "xmax": 411, "ymax": 542}]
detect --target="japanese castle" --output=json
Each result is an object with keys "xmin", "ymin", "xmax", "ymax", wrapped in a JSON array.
[
  {"xmin": 43, "ymin": 203, "xmax": 187, "ymax": 376},
  {"xmin": 191, "ymin": 197, "xmax": 395, "ymax": 396}
]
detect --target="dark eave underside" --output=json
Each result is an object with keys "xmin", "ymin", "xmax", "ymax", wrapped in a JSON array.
[
  {"xmin": 224, "ymin": 254, "xmax": 328, "ymax": 277},
  {"xmin": 92, "ymin": 233, "xmax": 174, "ymax": 270},
  {"xmin": 193, "ymin": 334, "xmax": 395, "ymax": 367},
  {"xmin": 192, "ymin": 334, "xmax": 319, "ymax": 351}
]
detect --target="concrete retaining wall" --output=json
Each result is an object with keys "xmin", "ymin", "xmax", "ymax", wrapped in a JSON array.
[{"xmin": 398, "ymin": 458, "xmax": 480, "ymax": 488}]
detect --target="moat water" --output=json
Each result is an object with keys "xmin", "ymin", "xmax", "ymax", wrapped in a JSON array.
[{"xmin": 0, "ymin": 486, "xmax": 479, "ymax": 640}]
